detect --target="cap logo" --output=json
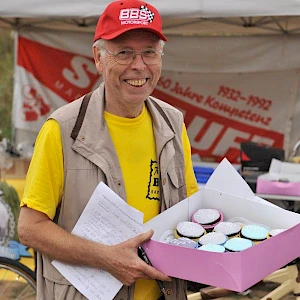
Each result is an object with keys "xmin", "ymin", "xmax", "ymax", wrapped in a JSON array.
[{"xmin": 119, "ymin": 5, "xmax": 155, "ymax": 26}]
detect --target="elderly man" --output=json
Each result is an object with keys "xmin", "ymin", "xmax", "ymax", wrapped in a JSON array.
[{"xmin": 18, "ymin": 0, "xmax": 198, "ymax": 299}]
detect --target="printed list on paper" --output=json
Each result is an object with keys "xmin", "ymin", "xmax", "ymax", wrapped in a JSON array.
[{"xmin": 52, "ymin": 182, "xmax": 144, "ymax": 300}]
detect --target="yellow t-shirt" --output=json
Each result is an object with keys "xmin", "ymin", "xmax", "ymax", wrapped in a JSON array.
[
  {"xmin": 21, "ymin": 106, "xmax": 198, "ymax": 300},
  {"xmin": 21, "ymin": 119, "xmax": 64, "ymax": 219},
  {"xmin": 104, "ymin": 106, "xmax": 160, "ymax": 224}
]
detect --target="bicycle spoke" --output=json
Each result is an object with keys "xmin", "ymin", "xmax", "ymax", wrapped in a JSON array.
[{"xmin": 0, "ymin": 258, "xmax": 36, "ymax": 299}]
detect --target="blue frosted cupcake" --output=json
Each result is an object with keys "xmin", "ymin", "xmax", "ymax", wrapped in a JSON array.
[
  {"xmin": 174, "ymin": 221, "xmax": 206, "ymax": 241},
  {"xmin": 168, "ymin": 237, "xmax": 198, "ymax": 249},
  {"xmin": 241, "ymin": 224, "xmax": 269, "ymax": 244},
  {"xmin": 198, "ymin": 232, "xmax": 227, "ymax": 246},
  {"xmin": 198, "ymin": 244, "xmax": 226, "ymax": 253},
  {"xmin": 224, "ymin": 237, "xmax": 253, "ymax": 252}
]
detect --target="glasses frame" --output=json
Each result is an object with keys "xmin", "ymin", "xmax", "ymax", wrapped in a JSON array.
[{"xmin": 102, "ymin": 48, "xmax": 164, "ymax": 66}]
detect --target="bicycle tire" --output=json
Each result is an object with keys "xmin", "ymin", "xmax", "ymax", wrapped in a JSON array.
[{"xmin": 0, "ymin": 256, "xmax": 36, "ymax": 299}]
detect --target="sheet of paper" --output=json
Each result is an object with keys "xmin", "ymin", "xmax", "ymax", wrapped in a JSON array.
[{"xmin": 52, "ymin": 182, "xmax": 144, "ymax": 300}]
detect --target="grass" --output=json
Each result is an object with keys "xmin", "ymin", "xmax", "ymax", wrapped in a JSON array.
[{"xmin": 0, "ymin": 29, "xmax": 14, "ymax": 140}]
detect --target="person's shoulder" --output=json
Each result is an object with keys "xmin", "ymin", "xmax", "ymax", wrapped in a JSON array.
[
  {"xmin": 149, "ymin": 95, "xmax": 183, "ymax": 116},
  {"xmin": 50, "ymin": 97, "xmax": 83, "ymax": 121}
]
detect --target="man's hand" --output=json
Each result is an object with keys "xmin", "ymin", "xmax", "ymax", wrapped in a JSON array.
[
  {"xmin": 101, "ymin": 229, "xmax": 171, "ymax": 285},
  {"xmin": 19, "ymin": 207, "xmax": 171, "ymax": 286}
]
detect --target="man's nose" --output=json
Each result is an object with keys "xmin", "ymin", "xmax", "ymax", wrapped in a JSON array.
[{"xmin": 130, "ymin": 53, "xmax": 147, "ymax": 70}]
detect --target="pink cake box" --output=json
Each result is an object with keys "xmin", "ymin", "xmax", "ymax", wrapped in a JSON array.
[
  {"xmin": 143, "ymin": 159, "xmax": 300, "ymax": 292},
  {"xmin": 256, "ymin": 175, "xmax": 300, "ymax": 196},
  {"xmin": 256, "ymin": 159, "xmax": 300, "ymax": 196}
]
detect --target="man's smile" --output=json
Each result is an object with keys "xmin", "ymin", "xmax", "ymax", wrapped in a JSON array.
[{"xmin": 125, "ymin": 79, "xmax": 147, "ymax": 87}]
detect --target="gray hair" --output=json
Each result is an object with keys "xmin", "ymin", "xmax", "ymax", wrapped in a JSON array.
[{"xmin": 93, "ymin": 39, "xmax": 106, "ymax": 56}]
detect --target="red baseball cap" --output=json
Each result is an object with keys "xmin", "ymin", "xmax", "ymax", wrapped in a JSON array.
[{"xmin": 94, "ymin": 0, "xmax": 167, "ymax": 42}]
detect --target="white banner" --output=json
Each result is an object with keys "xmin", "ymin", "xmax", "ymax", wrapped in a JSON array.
[{"xmin": 13, "ymin": 30, "xmax": 300, "ymax": 163}]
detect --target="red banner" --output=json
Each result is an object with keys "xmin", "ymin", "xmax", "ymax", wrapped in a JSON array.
[
  {"xmin": 152, "ymin": 89, "xmax": 283, "ymax": 163},
  {"xmin": 17, "ymin": 36, "xmax": 99, "ymax": 103}
]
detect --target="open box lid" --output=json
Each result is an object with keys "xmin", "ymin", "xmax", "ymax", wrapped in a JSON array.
[{"xmin": 143, "ymin": 158, "xmax": 300, "ymax": 292}]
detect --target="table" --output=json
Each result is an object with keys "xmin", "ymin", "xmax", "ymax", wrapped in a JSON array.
[
  {"xmin": 255, "ymin": 193, "xmax": 300, "ymax": 213},
  {"xmin": 255, "ymin": 193, "xmax": 300, "ymax": 202}
]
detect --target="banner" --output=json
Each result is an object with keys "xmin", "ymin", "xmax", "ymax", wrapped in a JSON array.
[
  {"xmin": 13, "ymin": 30, "xmax": 300, "ymax": 163},
  {"xmin": 153, "ymin": 71, "xmax": 297, "ymax": 163},
  {"xmin": 13, "ymin": 33, "xmax": 101, "ymax": 133}
]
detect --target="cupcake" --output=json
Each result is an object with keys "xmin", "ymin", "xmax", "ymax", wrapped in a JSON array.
[
  {"xmin": 159, "ymin": 229, "xmax": 176, "ymax": 243},
  {"xmin": 268, "ymin": 228, "xmax": 286, "ymax": 238},
  {"xmin": 214, "ymin": 222, "xmax": 241, "ymax": 239},
  {"xmin": 192, "ymin": 208, "xmax": 223, "ymax": 232},
  {"xmin": 168, "ymin": 237, "xmax": 198, "ymax": 249},
  {"xmin": 198, "ymin": 232, "xmax": 227, "ymax": 246},
  {"xmin": 224, "ymin": 237, "xmax": 253, "ymax": 252},
  {"xmin": 198, "ymin": 244, "xmax": 226, "ymax": 253},
  {"xmin": 241, "ymin": 224, "xmax": 269, "ymax": 244},
  {"xmin": 227, "ymin": 217, "xmax": 251, "ymax": 228},
  {"xmin": 174, "ymin": 221, "xmax": 206, "ymax": 241}
]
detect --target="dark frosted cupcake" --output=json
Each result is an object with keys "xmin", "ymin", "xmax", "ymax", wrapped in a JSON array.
[
  {"xmin": 192, "ymin": 208, "xmax": 223, "ymax": 232},
  {"xmin": 214, "ymin": 222, "xmax": 241, "ymax": 239},
  {"xmin": 198, "ymin": 232, "xmax": 227, "ymax": 246},
  {"xmin": 174, "ymin": 221, "xmax": 206, "ymax": 241}
]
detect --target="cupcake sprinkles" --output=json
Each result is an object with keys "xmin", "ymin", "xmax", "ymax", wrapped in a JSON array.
[
  {"xmin": 175, "ymin": 221, "xmax": 205, "ymax": 241},
  {"xmin": 224, "ymin": 237, "xmax": 253, "ymax": 252},
  {"xmin": 241, "ymin": 224, "xmax": 269, "ymax": 244},
  {"xmin": 214, "ymin": 222, "xmax": 241, "ymax": 238},
  {"xmin": 168, "ymin": 237, "xmax": 198, "ymax": 249},
  {"xmin": 198, "ymin": 232, "xmax": 228, "ymax": 246}
]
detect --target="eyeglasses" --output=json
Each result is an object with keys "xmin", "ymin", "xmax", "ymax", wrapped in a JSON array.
[{"xmin": 103, "ymin": 48, "xmax": 164, "ymax": 65}]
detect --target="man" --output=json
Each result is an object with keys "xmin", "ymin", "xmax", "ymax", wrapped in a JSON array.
[{"xmin": 18, "ymin": 0, "xmax": 199, "ymax": 299}]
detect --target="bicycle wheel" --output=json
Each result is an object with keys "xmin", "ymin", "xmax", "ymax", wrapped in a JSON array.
[{"xmin": 0, "ymin": 257, "xmax": 36, "ymax": 299}]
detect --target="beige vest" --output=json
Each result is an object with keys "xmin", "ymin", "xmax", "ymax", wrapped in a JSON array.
[{"xmin": 37, "ymin": 83, "xmax": 188, "ymax": 300}]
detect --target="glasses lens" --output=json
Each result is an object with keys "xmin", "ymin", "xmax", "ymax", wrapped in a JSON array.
[
  {"xmin": 115, "ymin": 50, "xmax": 134, "ymax": 65},
  {"xmin": 141, "ymin": 50, "xmax": 161, "ymax": 65},
  {"xmin": 113, "ymin": 49, "xmax": 162, "ymax": 65}
]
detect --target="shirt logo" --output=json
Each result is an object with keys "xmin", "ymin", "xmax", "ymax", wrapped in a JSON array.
[
  {"xmin": 119, "ymin": 6, "xmax": 155, "ymax": 25},
  {"xmin": 146, "ymin": 160, "xmax": 160, "ymax": 201}
]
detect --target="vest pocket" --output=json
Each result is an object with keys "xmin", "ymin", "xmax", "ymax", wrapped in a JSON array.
[
  {"xmin": 166, "ymin": 165, "xmax": 186, "ymax": 207},
  {"xmin": 167, "ymin": 166, "xmax": 184, "ymax": 189}
]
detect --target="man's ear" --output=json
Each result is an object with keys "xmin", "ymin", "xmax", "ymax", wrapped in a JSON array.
[{"xmin": 93, "ymin": 46, "xmax": 103, "ymax": 75}]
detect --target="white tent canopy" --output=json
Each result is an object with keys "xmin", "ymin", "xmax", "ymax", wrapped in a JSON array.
[
  {"xmin": 2, "ymin": 1, "xmax": 300, "ymax": 36},
  {"xmin": 1, "ymin": 1, "xmax": 300, "ymax": 18}
]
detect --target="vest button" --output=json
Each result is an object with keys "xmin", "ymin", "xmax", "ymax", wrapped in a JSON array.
[
  {"xmin": 80, "ymin": 136, "xmax": 85, "ymax": 141},
  {"xmin": 117, "ymin": 182, "xmax": 121, "ymax": 187},
  {"xmin": 162, "ymin": 178, "xmax": 166, "ymax": 185},
  {"xmin": 166, "ymin": 289, "xmax": 172, "ymax": 295}
]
